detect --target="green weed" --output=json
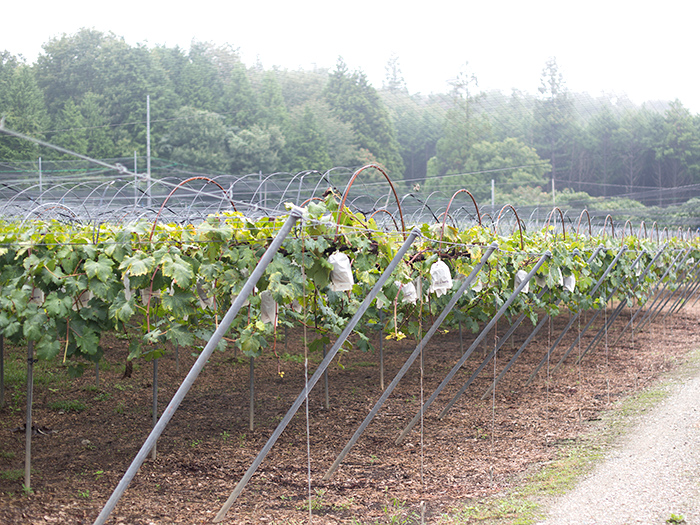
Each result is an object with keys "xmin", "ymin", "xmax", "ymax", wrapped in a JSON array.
[
  {"xmin": 0, "ymin": 469, "xmax": 24, "ymax": 481},
  {"xmin": 93, "ymin": 391, "xmax": 112, "ymax": 402}
]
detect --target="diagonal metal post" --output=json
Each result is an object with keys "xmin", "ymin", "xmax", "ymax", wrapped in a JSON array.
[
  {"xmin": 672, "ymin": 264, "xmax": 700, "ymax": 312},
  {"xmin": 635, "ymin": 249, "xmax": 692, "ymax": 333},
  {"xmin": 663, "ymin": 259, "xmax": 700, "ymax": 320},
  {"xmin": 424, "ymin": 252, "xmax": 552, "ymax": 420},
  {"xmin": 437, "ymin": 285, "xmax": 551, "ymax": 419},
  {"xmin": 648, "ymin": 258, "xmax": 699, "ymax": 325},
  {"xmin": 612, "ymin": 248, "xmax": 688, "ymax": 346},
  {"xmin": 576, "ymin": 245, "xmax": 667, "ymax": 364},
  {"xmin": 550, "ymin": 249, "xmax": 646, "ymax": 374},
  {"xmin": 481, "ymin": 246, "xmax": 602, "ymax": 400},
  {"xmin": 673, "ymin": 259, "xmax": 700, "ymax": 313},
  {"xmin": 214, "ymin": 228, "xmax": 421, "ymax": 521},
  {"xmin": 397, "ymin": 251, "xmax": 551, "ymax": 441},
  {"xmin": 525, "ymin": 247, "xmax": 626, "ymax": 386},
  {"xmin": 322, "ymin": 243, "xmax": 498, "ymax": 480},
  {"xmin": 93, "ymin": 207, "xmax": 304, "ymax": 525}
]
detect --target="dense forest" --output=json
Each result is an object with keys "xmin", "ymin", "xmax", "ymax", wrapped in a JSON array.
[{"xmin": 1, "ymin": 28, "xmax": 700, "ymax": 208}]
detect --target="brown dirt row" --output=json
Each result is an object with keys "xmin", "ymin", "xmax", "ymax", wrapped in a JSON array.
[{"xmin": 0, "ymin": 303, "xmax": 698, "ymax": 524}]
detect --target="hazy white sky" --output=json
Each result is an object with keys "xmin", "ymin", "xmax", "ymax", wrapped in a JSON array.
[{"xmin": 4, "ymin": 1, "xmax": 700, "ymax": 113}]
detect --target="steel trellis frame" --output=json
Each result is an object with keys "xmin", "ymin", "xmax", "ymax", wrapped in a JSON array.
[
  {"xmin": 480, "ymin": 246, "xmax": 604, "ymax": 400},
  {"xmin": 93, "ymin": 206, "xmax": 304, "ymax": 525},
  {"xmin": 525, "ymin": 247, "xmax": 628, "ymax": 386},
  {"xmin": 213, "ymin": 227, "xmax": 422, "ymax": 521},
  {"xmin": 322, "ymin": 243, "xmax": 499, "ymax": 481},
  {"xmin": 395, "ymin": 251, "xmax": 551, "ymax": 442}
]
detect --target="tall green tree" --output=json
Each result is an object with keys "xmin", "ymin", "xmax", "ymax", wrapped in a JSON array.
[
  {"xmin": 178, "ymin": 41, "xmax": 225, "ymax": 112},
  {"xmin": 36, "ymin": 29, "xmax": 177, "ymax": 155},
  {"xmin": 532, "ymin": 57, "xmax": 577, "ymax": 186},
  {"xmin": 258, "ymin": 70, "xmax": 289, "ymax": 128},
  {"xmin": 324, "ymin": 58, "xmax": 405, "ymax": 181},
  {"xmin": 220, "ymin": 62, "xmax": 260, "ymax": 130},
  {"xmin": 301, "ymin": 99, "xmax": 361, "ymax": 167},
  {"xmin": 159, "ymin": 106, "xmax": 230, "ymax": 171},
  {"xmin": 49, "ymin": 99, "xmax": 88, "ymax": 159},
  {"xmin": 0, "ymin": 61, "xmax": 48, "ymax": 160},
  {"xmin": 79, "ymin": 92, "xmax": 116, "ymax": 158},
  {"xmin": 284, "ymin": 105, "xmax": 332, "ymax": 172},
  {"xmin": 424, "ymin": 137, "xmax": 549, "ymax": 200},
  {"xmin": 425, "ymin": 64, "xmax": 491, "ymax": 179},
  {"xmin": 655, "ymin": 100, "xmax": 700, "ymax": 190},
  {"xmin": 585, "ymin": 105, "xmax": 621, "ymax": 195},
  {"xmin": 228, "ymin": 125, "xmax": 285, "ymax": 175},
  {"xmin": 381, "ymin": 56, "xmax": 443, "ymax": 188},
  {"xmin": 613, "ymin": 108, "xmax": 653, "ymax": 193}
]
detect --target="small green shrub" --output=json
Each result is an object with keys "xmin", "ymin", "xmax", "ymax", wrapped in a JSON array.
[{"xmin": 48, "ymin": 400, "xmax": 87, "ymax": 413}]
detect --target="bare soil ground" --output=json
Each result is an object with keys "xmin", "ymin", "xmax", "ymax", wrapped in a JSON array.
[{"xmin": 0, "ymin": 303, "xmax": 698, "ymax": 525}]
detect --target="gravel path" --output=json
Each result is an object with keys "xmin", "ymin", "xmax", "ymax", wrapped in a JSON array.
[{"xmin": 539, "ymin": 369, "xmax": 700, "ymax": 525}]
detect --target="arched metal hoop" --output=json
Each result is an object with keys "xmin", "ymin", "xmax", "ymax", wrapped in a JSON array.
[
  {"xmin": 495, "ymin": 204, "xmax": 524, "ymax": 250},
  {"xmin": 576, "ymin": 209, "xmax": 592, "ymax": 239},
  {"xmin": 603, "ymin": 215, "xmax": 615, "ymax": 239},
  {"xmin": 438, "ymin": 189, "xmax": 482, "ymax": 244},
  {"xmin": 336, "ymin": 164, "xmax": 406, "ymax": 240},
  {"xmin": 369, "ymin": 208, "xmax": 401, "ymax": 233},
  {"xmin": 149, "ymin": 177, "xmax": 237, "ymax": 241},
  {"xmin": 639, "ymin": 220, "xmax": 647, "ymax": 240},
  {"xmin": 544, "ymin": 207, "xmax": 567, "ymax": 242}
]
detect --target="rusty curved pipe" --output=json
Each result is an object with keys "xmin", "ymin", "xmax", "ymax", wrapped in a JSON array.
[
  {"xmin": 299, "ymin": 196, "xmax": 325, "ymax": 208},
  {"xmin": 149, "ymin": 176, "xmax": 236, "ymax": 241},
  {"xmin": 438, "ymin": 189, "xmax": 482, "ymax": 244},
  {"xmin": 544, "ymin": 207, "xmax": 567, "ymax": 242},
  {"xmin": 368, "ymin": 208, "xmax": 401, "ymax": 233},
  {"xmin": 652, "ymin": 222, "xmax": 660, "ymax": 244},
  {"xmin": 336, "ymin": 164, "xmax": 406, "ymax": 240},
  {"xmin": 622, "ymin": 220, "xmax": 633, "ymax": 244},
  {"xmin": 576, "ymin": 209, "xmax": 592, "ymax": 239},
  {"xmin": 602, "ymin": 215, "xmax": 615, "ymax": 239},
  {"xmin": 639, "ymin": 220, "xmax": 647, "ymax": 240},
  {"xmin": 495, "ymin": 204, "xmax": 524, "ymax": 250}
]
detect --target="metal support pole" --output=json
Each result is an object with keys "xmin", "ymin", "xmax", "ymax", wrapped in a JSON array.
[
  {"xmin": 134, "ymin": 151, "xmax": 138, "ymax": 206},
  {"xmin": 379, "ymin": 312, "xmax": 385, "ymax": 391},
  {"xmin": 323, "ymin": 343, "xmax": 329, "ymax": 409},
  {"xmin": 674, "ymin": 263, "xmax": 700, "ymax": 313},
  {"xmin": 213, "ymin": 228, "xmax": 421, "ymax": 521},
  {"xmin": 322, "ymin": 243, "xmax": 497, "ymax": 480},
  {"xmin": 650, "ymin": 259, "xmax": 700, "ymax": 324},
  {"xmin": 146, "ymin": 95, "xmax": 152, "ymax": 209},
  {"xmin": 151, "ymin": 359, "xmax": 158, "ymax": 460},
  {"xmin": 576, "ymin": 246, "xmax": 667, "ymax": 364},
  {"xmin": 613, "ymin": 249, "xmax": 688, "ymax": 345},
  {"xmin": 526, "ymin": 247, "xmax": 626, "ymax": 386},
  {"xmin": 480, "ymin": 247, "xmax": 600, "ymax": 400},
  {"xmin": 249, "ymin": 357, "xmax": 254, "ymax": 431},
  {"xmin": 38, "ymin": 157, "xmax": 43, "ymax": 205},
  {"xmin": 551, "ymin": 250, "xmax": 646, "ymax": 374},
  {"xmin": 438, "ymin": 285, "xmax": 551, "ymax": 418},
  {"xmin": 663, "ymin": 260, "xmax": 700, "ymax": 320},
  {"xmin": 636, "ymin": 249, "xmax": 692, "ymax": 333},
  {"xmin": 401, "ymin": 251, "xmax": 550, "ymax": 431},
  {"xmin": 25, "ymin": 341, "xmax": 34, "ymax": 491},
  {"xmin": 93, "ymin": 208, "xmax": 303, "ymax": 525}
]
